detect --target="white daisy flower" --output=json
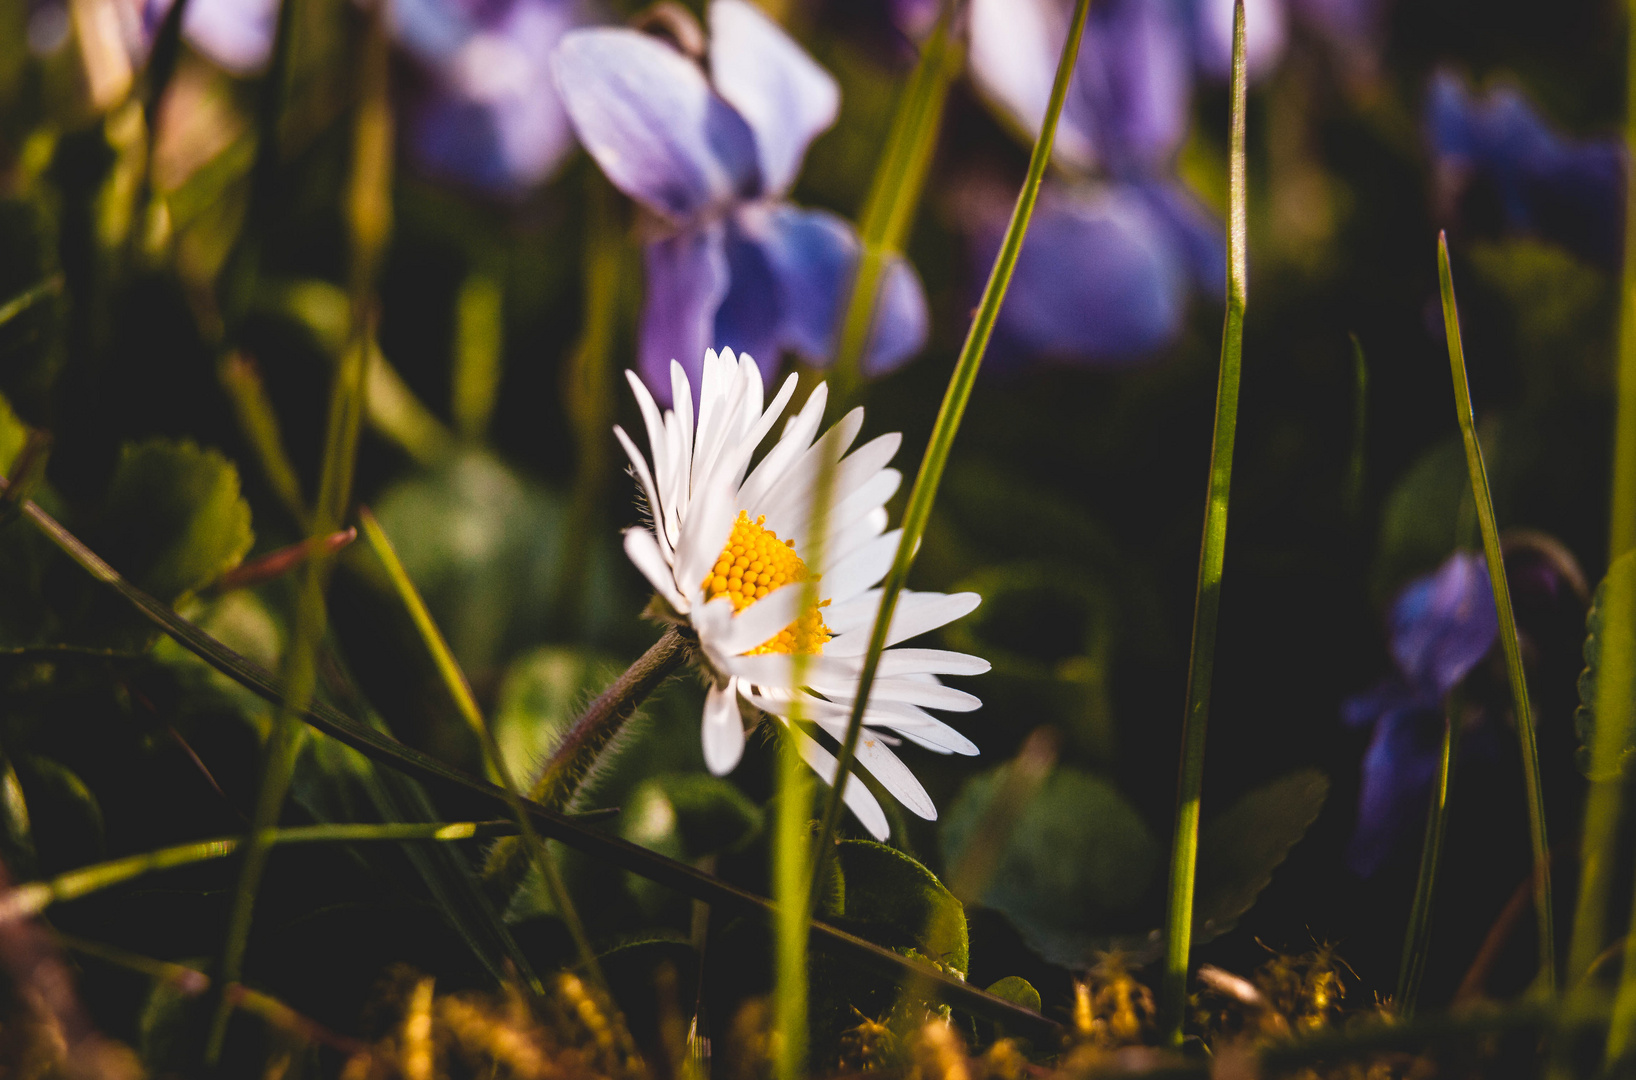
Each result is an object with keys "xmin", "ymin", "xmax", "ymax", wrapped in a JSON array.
[{"xmin": 615, "ymin": 348, "xmax": 989, "ymax": 841}]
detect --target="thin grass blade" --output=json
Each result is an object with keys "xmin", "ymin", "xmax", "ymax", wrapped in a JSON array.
[
  {"xmin": 1436, "ymin": 232, "xmax": 1556, "ymax": 998},
  {"xmin": 1158, "ymin": 0, "xmax": 1250, "ymax": 1043}
]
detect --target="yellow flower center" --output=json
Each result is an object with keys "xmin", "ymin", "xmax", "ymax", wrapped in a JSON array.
[{"xmin": 700, "ymin": 512, "xmax": 831, "ymax": 655}]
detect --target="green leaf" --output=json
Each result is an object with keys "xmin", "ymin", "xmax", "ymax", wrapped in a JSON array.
[
  {"xmin": 95, "ymin": 440, "xmax": 253, "ymax": 603},
  {"xmin": 1193, "ymin": 769, "xmax": 1329, "ymax": 943},
  {"xmin": 621, "ymin": 774, "xmax": 763, "ymax": 862},
  {"xmin": 1375, "ymin": 435, "xmax": 1480, "ymax": 600},
  {"xmin": 941, "ymin": 764, "xmax": 1158, "ymax": 966},
  {"xmin": 0, "ymin": 389, "xmax": 25, "ymax": 475},
  {"xmin": 491, "ymin": 645, "xmax": 625, "ymax": 786},
  {"xmin": 829, "ymin": 839, "xmax": 968, "ymax": 976},
  {"xmin": 15, "ymin": 754, "xmax": 105, "ymax": 872},
  {"xmin": 1576, "ymin": 551, "xmax": 1636, "ymax": 779},
  {"xmin": 984, "ymin": 976, "xmax": 1041, "ymax": 1013}
]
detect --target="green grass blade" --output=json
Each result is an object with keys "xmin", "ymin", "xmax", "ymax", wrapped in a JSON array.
[
  {"xmin": 357, "ymin": 509, "xmax": 609, "ymax": 1003},
  {"xmin": 1396, "ymin": 697, "xmax": 1463, "ymax": 1016},
  {"xmin": 1346, "ymin": 333, "xmax": 1368, "ymax": 519},
  {"xmin": 1567, "ymin": 0, "xmax": 1636, "ymax": 1008},
  {"xmin": 807, "ymin": 0, "xmax": 1092, "ymax": 910},
  {"xmin": 205, "ymin": 15, "xmax": 392, "ymax": 1058},
  {"xmin": 1159, "ymin": 0, "xmax": 1249, "ymax": 1044},
  {"xmin": 0, "ymin": 275, "xmax": 63, "ymax": 330},
  {"xmin": 1436, "ymin": 232, "xmax": 1556, "ymax": 999},
  {"xmin": 0, "ymin": 822, "xmax": 514, "ymax": 924},
  {"xmin": 0, "ymin": 476, "xmax": 1059, "ymax": 1039}
]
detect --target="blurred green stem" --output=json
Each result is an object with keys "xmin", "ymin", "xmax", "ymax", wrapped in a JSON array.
[
  {"xmin": 1437, "ymin": 232, "xmax": 1556, "ymax": 999},
  {"xmin": 204, "ymin": 11, "xmax": 390, "ymax": 1060},
  {"xmin": 1568, "ymin": 0, "xmax": 1636, "ymax": 1013},
  {"xmin": 1396, "ymin": 695, "xmax": 1463, "ymax": 1016},
  {"xmin": 775, "ymin": 721, "xmax": 812, "ymax": 1080},
  {"xmin": 1, "ymin": 822, "xmax": 513, "ymax": 924},
  {"xmin": 829, "ymin": 1, "xmax": 962, "ymax": 400},
  {"xmin": 1159, "ymin": 0, "xmax": 1249, "ymax": 1045},
  {"xmin": 1346, "ymin": 334, "xmax": 1368, "ymax": 519},
  {"xmin": 559, "ymin": 171, "xmax": 625, "ymax": 629},
  {"xmin": 453, "ymin": 271, "xmax": 504, "ymax": 441},
  {"xmin": 806, "ymin": 0, "xmax": 1091, "ymax": 911}
]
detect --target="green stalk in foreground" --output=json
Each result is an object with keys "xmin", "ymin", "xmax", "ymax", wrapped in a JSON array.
[
  {"xmin": 807, "ymin": 0, "xmax": 1093, "ymax": 910},
  {"xmin": 1396, "ymin": 695, "xmax": 1463, "ymax": 1016},
  {"xmin": 829, "ymin": 0, "xmax": 962, "ymax": 400},
  {"xmin": 1437, "ymin": 231, "xmax": 1556, "ymax": 998},
  {"xmin": 0, "ymin": 822, "xmax": 513, "ymax": 925},
  {"xmin": 205, "ymin": 14, "xmax": 391, "ymax": 1060},
  {"xmin": 1159, "ymin": 0, "xmax": 1249, "ymax": 1044},
  {"xmin": 1566, "ymin": 0, "xmax": 1636, "ymax": 998}
]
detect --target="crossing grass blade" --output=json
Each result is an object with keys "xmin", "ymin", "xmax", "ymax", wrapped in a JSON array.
[
  {"xmin": 0, "ymin": 473, "xmax": 1061, "ymax": 1040},
  {"xmin": 1436, "ymin": 232, "xmax": 1556, "ymax": 999},
  {"xmin": 1159, "ymin": 0, "xmax": 1249, "ymax": 1043}
]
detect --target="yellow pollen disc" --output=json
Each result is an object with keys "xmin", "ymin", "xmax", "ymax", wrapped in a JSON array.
[{"xmin": 701, "ymin": 511, "xmax": 831, "ymax": 655}]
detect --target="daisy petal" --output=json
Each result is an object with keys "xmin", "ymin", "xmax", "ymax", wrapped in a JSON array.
[
  {"xmin": 702, "ymin": 679, "xmax": 747, "ymax": 774},
  {"xmin": 874, "ymin": 649, "xmax": 991, "ymax": 677},
  {"xmin": 825, "ymin": 591, "xmax": 982, "ymax": 654},
  {"xmin": 624, "ymin": 528, "xmax": 687, "ymax": 612},
  {"xmin": 641, "ymin": 225, "xmax": 730, "ymax": 406},
  {"xmin": 820, "ymin": 676, "xmax": 982, "ymax": 713},
  {"xmin": 614, "ymin": 425, "xmax": 669, "ymax": 557},
  {"xmin": 812, "ymin": 720, "xmax": 937, "ymax": 819},
  {"xmin": 888, "ymin": 718, "xmax": 980, "ymax": 756},
  {"xmin": 792, "ymin": 729, "xmax": 890, "ymax": 840},
  {"xmin": 674, "ymin": 475, "xmax": 739, "ymax": 599},
  {"xmin": 821, "ymin": 529, "xmax": 901, "ymax": 606},
  {"xmin": 719, "ymin": 583, "xmax": 807, "ymax": 654}
]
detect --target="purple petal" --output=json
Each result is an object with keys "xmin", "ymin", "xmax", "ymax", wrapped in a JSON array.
[
  {"xmin": 969, "ymin": 0, "xmax": 1097, "ymax": 169},
  {"xmin": 713, "ymin": 225, "xmax": 785, "ymax": 383},
  {"xmin": 553, "ymin": 27, "xmax": 760, "ymax": 221},
  {"xmin": 972, "ymin": 181, "xmax": 1192, "ymax": 368},
  {"xmin": 1136, "ymin": 179, "xmax": 1226, "ymax": 296},
  {"xmin": 1388, "ymin": 550, "xmax": 1500, "ymax": 698},
  {"xmin": 708, "ymin": 0, "xmax": 839, "ymax": 197},
  {"xmin": 737, "ymin": 203, "xmax": 855, "ymax": 362},
  {"xmin": 862, "ymin": 255, "xmax": 929, "ymax": 376},
  {"xmin": 1341, "ymin": 676, "xmax": 1425, "ymax": 730},
  {"xmin": 1191, "ymin": 0, "xmax": 1288, "ymax": 83},
  {"xmin": 405, "ymin": 0, "xmax": 584, "ymax": 193},
  {"xmin": 145, "ymin": 0, "xmax": 278, "ymax": 74},
  {"xmin": 1076, "ymin": 0, "xmax": 1194, "ymax": 173},
  {"xmin": 1427, "ymin": 70, "xmax": 1625, "ymax": 271},
  {"xmin": 1347, "ymin": 704, "xmax": 1445, "ymax": 877},
  {"xmin": 388, "ymin": 0, "xmax": 474, "ymax": 62},
  {"xmin": 641, "ymin": 223, "xmax": 731, "ymax": 405}
]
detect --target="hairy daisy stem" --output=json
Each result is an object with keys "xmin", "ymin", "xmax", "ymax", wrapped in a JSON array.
[
  {"xmin": 1159, "ymin": 0, "xmax": 1248, "ymax": 1045},
  {"xmin": 1437, "ymin": 232, "xmax": 1556, "ymax": 1000},
  {"xmin": 204, "ymin": 11, "xmax": 389, "ymax": 1061},
  {"xmin": 829, "ymin": 0, "xmax": 961, "ymax": 401},
  {"xmin": 806, "ymin": 0, "xmax": 1091, "ymax": 911},
  {"xmin": 481, "ymin": 626, "xmax": 691, "ymax": 891},
  {"xmin": 1567, "ymin": 0, "xmax": 1636, "ymax": 1022},
  {"xmin": 1397, "ymin": 694, "xmax": 1464, "ymax": 1017}
]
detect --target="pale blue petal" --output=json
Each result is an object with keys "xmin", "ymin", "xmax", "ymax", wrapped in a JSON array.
[
  {"xmin": 975, "ymin": 181, "xmax": 1190, "ymax": 368},
  {"xmin": 145, "ymin": 0, "xmax": 278, "ymax": 73},
  {"xmin": 969, "ymin": 0, "xmax": 1096, "ymax": 169},
  {"xmin": 708, "ymin": 0, "xmax": 839, "ymax": 197},
  {"xmin": 642, "ymin": 222, "xmax": 731, "ymax": 405},
  {"xmin": 739, "ymin": 203, "xmax": 855, "ymax": 363},
  {"xmin": 388, "ymin": 0, "xmax": 473, "ymax": 62},
  {"xmin": 554, "ymin": 27, "xmax": 760, "ymax": 221},
  {"xmin": 862, "ymin": 255, "xmax": 929, "ymax": 376},
  {"xmin": 713, "ymin": 228, "xmax": 785, "ymax": 384}
]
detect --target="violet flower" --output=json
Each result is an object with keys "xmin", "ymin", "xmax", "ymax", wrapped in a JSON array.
[
  {"xmin": 1427, "ymin": 71, "xmax": 1625, "ymax": 272},
  {"xmin": 1342, "ymin": 551, "xmax": 1498, "ymax": 877},
  {"xmin": 393, "ymin": 0, "xmax": 597, "ymax": 194},
  {"xmin": 140, "ymin": 0, "xmax": 279, "ymax": 75},
  {"xmin": 553, "ymin": 0, "xmax": 929, "ymax": 403}
]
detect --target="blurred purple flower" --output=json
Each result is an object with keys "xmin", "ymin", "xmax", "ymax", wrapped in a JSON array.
[
  {"xmin": 140, "ymin": 0, "xmax": 279, "ymax": 75},
  {"xmin": 393, "ymin": 0, "xmax": 597, "ymax": 194},
  {"xmin": 969, "ymin": 178, "xmax": 1224, "ymax": 368},
  {"xmin": 1428, "ymin": 71, "xmax": 1625, "ymax": 271},
  {"xmin": 1343, "ymin": 551, "xmax": 1499, "ymax": 876},
  {"xmin": 554, "ymin": 0, "xmax": 929, "ymax": 402}
]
